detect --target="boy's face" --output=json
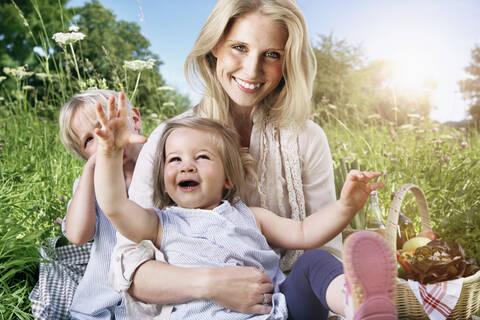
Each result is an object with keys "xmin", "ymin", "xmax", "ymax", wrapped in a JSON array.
[
  {"xmin": 163, "ymin": 127, "xmax": 232, "ymax": 210},
  {"xmin": 71, "ymin": 103, "xmax": 142, "ymax": 165}
]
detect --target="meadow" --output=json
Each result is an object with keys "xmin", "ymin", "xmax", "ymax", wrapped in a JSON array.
[{"xmin": 1, "ymin": 4, "xmax": 480, "ymax": 318}]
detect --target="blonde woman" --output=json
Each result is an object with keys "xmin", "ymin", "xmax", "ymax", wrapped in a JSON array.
[{"xmin": 109, "ymin": 1, "xmax": 396, "ymax": 319}]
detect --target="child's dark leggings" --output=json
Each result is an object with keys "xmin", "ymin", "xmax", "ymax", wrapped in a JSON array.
[{"xmin": 279, "ymin": 249, "xmax": 344, "ymax": 320}]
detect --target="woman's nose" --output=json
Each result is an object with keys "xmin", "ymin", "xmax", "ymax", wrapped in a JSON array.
[{"xmin": 243, "ymin": 54, "xmax": 262, "ymax": 78}]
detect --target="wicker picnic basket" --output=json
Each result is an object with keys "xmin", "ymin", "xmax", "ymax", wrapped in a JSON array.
[{"xmin": 385, "ymin": 184, "xmax": 480, "ymax": 319}]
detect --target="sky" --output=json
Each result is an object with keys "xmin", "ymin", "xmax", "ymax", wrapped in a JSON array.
[{"xmin": 68, "ymin": 0, "xmax": 480, "ymax": 123}]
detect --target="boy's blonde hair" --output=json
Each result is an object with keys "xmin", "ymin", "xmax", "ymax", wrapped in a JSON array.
[
  {"xmin": 185, "ymin": 0, "xmax": 316, "ymax": 128},
  {"xmin": 59, "ymin": 89, "xmax": 136, "ymax": 160},
  {"xmin": 153, "ymin": 117, "xmax": 257, "ymax": 209}
]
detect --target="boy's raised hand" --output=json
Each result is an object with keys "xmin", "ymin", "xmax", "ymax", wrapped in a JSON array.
[
  {"xmin": 94, "ymin": 92, "xmax": 146, "ymax": 155},
  {"xmin": 339, "ymin": 170, "xmax": 384, "ymax": 214}
]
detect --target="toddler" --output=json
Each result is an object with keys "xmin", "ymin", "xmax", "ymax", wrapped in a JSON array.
[
  {"xmin": 94, "ymin": 99, "xmax": 397, "ymax": 319},
  {"xmin": 58, "ymin": 89, "xmax": 142, "ymax": 319}
]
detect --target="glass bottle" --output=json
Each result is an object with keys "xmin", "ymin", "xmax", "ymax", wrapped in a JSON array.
[
  {"xmin": 397, "ymin": 212, "xmax": 416, "ymax": 249},
  {"xmin": 364, "ymin": 190, "xmax": 386, "ymax": 236}
]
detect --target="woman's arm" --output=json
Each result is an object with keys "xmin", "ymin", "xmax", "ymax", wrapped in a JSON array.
[
  {"xmin": 64, "ymin": 155, "xmax": 96, "ymax": 245},
  {"xmin": 129, "ymin": 260, "xmax": 273, "ymax": 314},
  {"xmin": 299, "ymin": 121, "xmax": 342, "ymax": 255}
]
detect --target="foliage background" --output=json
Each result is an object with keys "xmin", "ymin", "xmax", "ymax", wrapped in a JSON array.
[{"xmin": 0, "ymin": 0, "xmax": 479, "ymax": 318}]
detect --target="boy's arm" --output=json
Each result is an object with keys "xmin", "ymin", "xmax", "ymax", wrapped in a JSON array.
[
  {"xmin": 253, "ymin": 170, "xmax": 384, "ymax": 250},
  {"xmin": 93, "ymin": 93, "xmax": 160, "ymax": 245},
  {"xmin": 64, "ymin": 155, "xmax": 96, "ymax": 245}
]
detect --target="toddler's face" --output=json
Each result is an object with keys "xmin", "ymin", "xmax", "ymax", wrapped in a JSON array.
[
  {"xmin": 71, "ymin": 104, "xmax": 141, "ymax": 165},
  {"xmin": 163, "ymin": 127, "xmax": 231, "ymax": 210}
]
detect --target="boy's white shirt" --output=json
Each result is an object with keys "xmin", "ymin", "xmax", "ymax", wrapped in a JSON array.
[{"xmin": 109, "ymin": 109, "xmax": 341, "ymax": 317}]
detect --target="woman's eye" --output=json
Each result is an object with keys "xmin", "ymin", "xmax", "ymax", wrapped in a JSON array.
[
  {"xmin": 169, "ymin": 157, "xmax": 181, "ymax": 163},
  {"xmin": 232, "ymin": 44, "xmax": 246, "ymax": 52},
  {"xmin": 84, "ymin": 136, "xmax": 93, "ymax": 148},
  {"xmin": 265, "ymin": 51, "xmax": 280, "ymax": 59},
  {"xmin": 198, "ymin": 154, "xmax": 210, "ymax": 160}
]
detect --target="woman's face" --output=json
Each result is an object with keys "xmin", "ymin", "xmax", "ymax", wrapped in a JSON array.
[{"xmin": 213, "ymin": 11, "xmax": 287, "ymax": 113}]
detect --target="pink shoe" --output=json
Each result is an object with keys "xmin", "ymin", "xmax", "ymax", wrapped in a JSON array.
[{"xmin": 343, "ymin": 231, "xmax": 397, "ymax": 320}]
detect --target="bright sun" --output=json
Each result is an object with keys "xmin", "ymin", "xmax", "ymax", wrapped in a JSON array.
[{"xmin": 389, "ymin": 50, "xmax": 437, "ymax": 93}]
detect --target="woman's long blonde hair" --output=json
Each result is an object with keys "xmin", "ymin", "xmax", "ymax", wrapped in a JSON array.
[
  {"xmin": 153, "ymin": 117, "xmax": 257, "ymax": 209},
  {"xmin": 185, "ymin": 0, "xmax": 316, "ymax": 128}
]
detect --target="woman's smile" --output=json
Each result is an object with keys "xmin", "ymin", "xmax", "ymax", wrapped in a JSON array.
[{"xmin": 233, "ymin": 76, "xmax": 264, "ymax": 92}]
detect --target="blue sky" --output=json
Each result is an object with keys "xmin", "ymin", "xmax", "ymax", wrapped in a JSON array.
[{"xmin": 68, "ymin": 0, "xmax": 480, "ymax": 123}]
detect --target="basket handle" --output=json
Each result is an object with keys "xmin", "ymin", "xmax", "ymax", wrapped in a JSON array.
[{"xmin": 385, "ymin": 184, "xmax": 432, "ymax": 252}]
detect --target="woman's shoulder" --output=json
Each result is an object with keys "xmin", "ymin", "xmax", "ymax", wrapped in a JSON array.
[
  {"xmin": 296, "ymin": 120, "xmax": 328, "ymax": 146},
  {"xmin": 299, "ymin": 119, "xmax": 326, "ymax": 136},
  {"xmin": 294, "ymin": 120, "xmax": 332, "ymax": 166},
  {"xmin": 143, "ymin": 109, "xmax": 194, "ymax": 146}
]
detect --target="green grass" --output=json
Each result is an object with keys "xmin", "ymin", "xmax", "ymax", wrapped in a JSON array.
[
  {"xmin": 1, "ymin": 104, "xmax": 479, "ymax": 318},
  {"xmin": 324, "ymin": 118, "xmax": 480, "ymax": 262}
]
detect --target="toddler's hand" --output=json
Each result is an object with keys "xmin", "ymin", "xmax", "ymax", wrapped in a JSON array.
[
  {"xmin": 339, "ymin": 170, "xmax": 384, "ymax": 214},
  {"xmin": 94, "ymin": 92, "xmax": 146, "ymax": 155}
]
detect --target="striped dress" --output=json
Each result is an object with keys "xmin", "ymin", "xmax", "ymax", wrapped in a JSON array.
[{"xmin": 156, "ymin": 199, "xmax": 288, "ymax": 320}]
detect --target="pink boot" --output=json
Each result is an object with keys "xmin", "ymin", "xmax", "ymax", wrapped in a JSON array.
[{"xmin": 343, "ymin": 231, "xmax": 397, "ymax": 320}]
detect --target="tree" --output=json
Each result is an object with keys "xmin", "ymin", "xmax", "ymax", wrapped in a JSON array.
[
  {"xmin": 0, "ymin": 0, "xmax": 70, "ymax": 69},
  {"xmin": 0, "ymin": 0, "xmax": 189, "ymax": 116},
  {"xmin": 312, "ymin": 34, "xmax": 435, "ymax": 126},
  {"xmin": 459, "ymin": 44, "xmax": 480, "ymax": 129},
  {"xmin": 312, "ymin": 34, "xmax": 365, "ymax": 110}
]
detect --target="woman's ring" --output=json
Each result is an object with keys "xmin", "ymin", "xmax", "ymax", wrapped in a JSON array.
[{"xmin": 263, "ymin": 293, "xmax": 268, "ymax": 305}]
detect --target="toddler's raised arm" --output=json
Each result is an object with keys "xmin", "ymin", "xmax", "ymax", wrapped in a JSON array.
[
  {"xmin": 93, "ymin": 93, "xmax": 161, "ymax": 245},
  {"xmin": 253, "ymin": 170, "xmax": 384, "ymax": 250}
]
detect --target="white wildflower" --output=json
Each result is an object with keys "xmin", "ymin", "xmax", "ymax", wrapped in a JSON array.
[
  {"xmin": 399, "ymin": 124, "xmax": 414, "ymax": 130},
  {"xmin": 407, "ymin": 113, "xmax": 421, "ymax": 119},
  {"xmin": 35, "ymin": 73, "xmax": 53, "ymax": 80},
  {"xmin": 367, "ymin": 114, "xmax": 381, "ymax": 120},
  {"xmin": 440, "ymin": 134, "xmax": 454, "ymax": 140},
  {"xmin": 3, "ymin": 66, "xmax": 33, "ymax": 79},
  {"xmin": 87, "ymin": 78, "xmax": 96, "ymax": 87},
  {"xmin": 124, "ymin": 58, "xmax": 156, "ymax": 71},
  {"xmin": 150, "ymin": 113, "xmax": 159, "ymax": 118},
  {"xmin": 0, "ymin": 76, "xmax": 6, "ymax": 83},
  {"xmin": 68, "ymin": 25, "xmax": 80, "ymax": 32},
  {"xmin": 23, "ymin": 85, "xmax": 35, "ymax": 90},
  {"xmin": 328, "ymin": 104, "xmax": 337, "ymax": 110},
  {"xmin": 157, "ymin": 86, "xmax": 174, "ymax": 91},
  {"xmin": 52, "ymin": 32, "xmax": 86, "ymax": 45},
  {"xmin": 99, "ymin": 78, "xmax": 108, "ymax": 89},
  {"xmin": 163, "ymin": 101, "xmax": 175, "ymax": 107}
]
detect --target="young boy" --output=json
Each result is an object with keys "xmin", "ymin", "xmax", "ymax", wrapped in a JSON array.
[{"xmin": 58, "ymin": 89, "xmax": 142, "ymax": 319}]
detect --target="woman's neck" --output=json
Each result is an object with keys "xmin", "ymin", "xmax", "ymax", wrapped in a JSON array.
[{"xmin": 230, "ymin": 106, "xmax": 254, "ymax": 148}]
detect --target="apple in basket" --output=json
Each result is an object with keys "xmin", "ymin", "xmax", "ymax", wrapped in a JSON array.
[
  {"xmin": 416, "ymin": 230, "xmax": 438, "ymax": 241},
  {"xmin": 402, "ymin": 236, "xmax": 432, "ymax": 252}
]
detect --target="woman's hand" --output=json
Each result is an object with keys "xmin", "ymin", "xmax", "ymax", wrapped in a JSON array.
[
  {"xmin": 94, "ymin": 92, "xmax": 146, "ymax": 156},
  {"xmin": 339, "ymin": 170, "xmax": 384, "ymax": 214},
  {"xmin": 206, "ymin": 266, "xmax": 274, "ymax": 314}
]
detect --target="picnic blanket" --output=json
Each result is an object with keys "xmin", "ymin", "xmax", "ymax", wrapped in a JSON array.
[
  {"xmin": 408, "ymin": 278, "xmax": 464, "ymax": 320},
  {"xmin": 29, "ymin": 236, "xmax": 92, "ymax": 320}
]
